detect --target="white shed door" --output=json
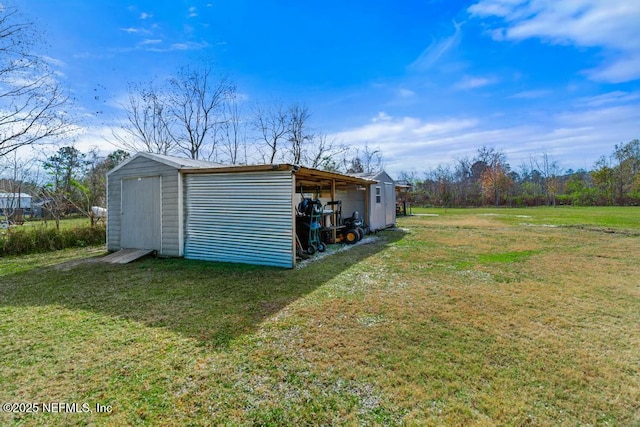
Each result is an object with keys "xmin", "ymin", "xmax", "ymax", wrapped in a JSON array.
[
  {"xmin": 184, "ymin": 171, "xmax": 294, "ymax": 268},
  {"xmin": 121, "ymin": 176, "xmax": 162, "ymax": 250},
  {"xmin": 385, "ymin": 182, "xmax": 395, "ymax": 226}
]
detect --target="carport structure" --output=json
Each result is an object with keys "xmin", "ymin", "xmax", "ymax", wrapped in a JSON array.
[{"xmin": 107, "ymin": 153, "xmax": 375, "ymax": 268}]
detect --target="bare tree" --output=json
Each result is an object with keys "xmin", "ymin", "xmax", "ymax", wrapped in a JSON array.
[
  {"xmin": 426, "ymin": 164, "xmax": 456, "ymax": 208},
  {"xmin": 453, "ymin": 156, "xmax": 475, "ymax": 206},
  {"xmin": 532, "ymin": 152, "xmax": 563, "ymax": 207},
  {"xmin": 359, "ymin": 143, "xmax": 384, "ymax": 173},
  {"xmin": 220, "ymin": 95, "xmax": 244, "ymax": 165},
  {"xmin": 37, "ymin": 184, "xmax": 65, "ymax": 229},
  {"xmin": 286, "ymin": 103, "xmax": 312, "ymax": 164},
  {"xmin": 0, "ymin": 5, "xmax": 74, "ymax": 157},
  {"xmin": 0, "ymin": 150, "xmax": 37, "ymax": 222},
  {"xmin": 305, "ymin": 133, "xmax": 347, "ymax": 170},
  {"xmin": 253, "ymin": 102, "xmax": 288, "ymax": 163},
  {"xmin": 342, "ymin": 143, "xmax": 384, "ymax": 174},
  {"xmin": 166, "ymin": 64, "xmax": 235, "ymax": 160},
  {"xmin": 111, "ymin": 82, "xmax": 174, "ymax": 155}
]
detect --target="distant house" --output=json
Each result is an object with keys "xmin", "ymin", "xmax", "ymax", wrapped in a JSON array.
[
  {"xmin": 0, "ymin": 192, "xmax": 32, "ymax": 214},
  {"xmin": 106, "ymin": 152, "xmax": 376, "ymax": 268}
]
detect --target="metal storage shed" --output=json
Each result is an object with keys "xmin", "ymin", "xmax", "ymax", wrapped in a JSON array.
[{"xmin": 106, "ymin": 152, "xmax": 375, "ymax": 268}]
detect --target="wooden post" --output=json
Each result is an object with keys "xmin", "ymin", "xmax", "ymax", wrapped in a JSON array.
[
  {"xmin": 365, "ymin": 184, "xmax": 370, "ymax": 232},
  {"xmin": 331, "ymin": 179, "xmax": 337, "ymax": 243}
]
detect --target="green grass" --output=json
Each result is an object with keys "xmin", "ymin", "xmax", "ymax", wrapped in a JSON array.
[
  {"xmin": 412, "ymin": 205, "xmax": 640, "ymax": 230},
  {"xmin": 1, "ymin": 207, "xmax": 639, "ymax": 425}
]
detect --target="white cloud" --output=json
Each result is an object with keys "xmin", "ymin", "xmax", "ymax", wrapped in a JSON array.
[
  {"xmin": 587, "ymin": 56, "xmax": 640, "ymax": 84},
  {"xmin": 329, "ymin": 102, "xmax": 639, "ymax": 177},
  {"xmin": 577, "ymin": 90, "xmax": 640, "ymax": 107},
  {"xmin": 146, "ymin": 41, "xmax": 209, "ymax": 52},
  {"xmin": 468, "ymin": 0, "xmax": 640, "ymax": 82},
  {"xmin": 169, "ymin": 42, "xmax": 206, "ymax": 51},
  {"xmin": 2, "ymin": 70, "xmax": 58, "ymax": 90},
  {"xmin": 454, "ymin": 76, "xmax": 498, "ymax": 90},
  {"xmin": 330, "ymin": 113, "xmax": 480, "ymax": 173},
  {"xmin": 55, "ymin": 123, "xmax": 126, "ymax": 156},
  {"xmin": 409, "ymin": 21, "xmax": 462, "ymax": 72},
  {"xmin": 121, "ymin": 27, "xmax": 150, "ymax": 35},
  {"xmin": 372, "ymin": 112, "xmax": 392, "ymax": 122},
  {"xmin": 140, "ymin": 39, "xmax": 162, "ymax": 46},
  {"xmin": 140, "ymin": 12, "xmax": 152, "ymax": 20},
  {"xmin": 397, "ymin": 88, "xmax": 415, "ymax": 98},
  {"xmin": 188, "ymin": 6, "xmax": 198, "ymax": 17},
  {"xmin": 508, "ymin": 89, "xmax": 551, "ymax": 99},
  {"xmin": 42, "ymin": 55, "xmax": 66, "ymax": 68}
]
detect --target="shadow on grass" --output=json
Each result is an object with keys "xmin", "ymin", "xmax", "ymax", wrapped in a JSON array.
[{"xmin": 0, "ymin": 229, "xmax": 406, "ymax": 348}]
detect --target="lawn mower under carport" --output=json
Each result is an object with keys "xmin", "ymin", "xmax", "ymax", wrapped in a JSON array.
[{"xmin": 323, "ymin": 200, "xmax": 366, "ymax": 245}]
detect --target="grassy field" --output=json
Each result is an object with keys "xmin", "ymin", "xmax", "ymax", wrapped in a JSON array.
[
  {"xmin": 412, "ymin": 205, "xmax": 640, "ymax": 230},
  {"xmin": 1, "ymin": 207, "xmax": 638, "ymax": 425}
]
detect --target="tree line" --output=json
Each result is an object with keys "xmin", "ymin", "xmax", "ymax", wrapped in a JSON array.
[{"xmin": 398, "ymin": 140, "xmax": 640, "ymax": 208}]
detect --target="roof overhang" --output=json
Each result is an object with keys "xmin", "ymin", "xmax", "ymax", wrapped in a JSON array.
[
  {"xmin": 180, "ymin": 163, "xmax": 291, "ymax": 174},
  {"xmin": 180, "ymin": 163, "xmax": 375, "ymax": 189},
  {"xmin": 294, "ymin": 166, "xmax": 375, "ymax": 189}
]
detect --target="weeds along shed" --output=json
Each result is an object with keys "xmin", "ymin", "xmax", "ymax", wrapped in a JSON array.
[{"xmin": 107, "ymin": 152, "xmax": 375, "ymax": 268}]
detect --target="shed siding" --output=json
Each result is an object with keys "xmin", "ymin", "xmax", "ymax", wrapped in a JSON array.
[
  {"xmin": 341, "ymin": 189, "xmax": 366, "ymax": 225},
  {"xmin": 366, "ymin": 171, "xmax": 396, "ymax": 231},
  {"xmin": 184, "ymin": 171, "xmax": 294, "ymax": 268},
  {"xmin": 107, "ymin": 155, "xmax": 181, "ymax": 256}
]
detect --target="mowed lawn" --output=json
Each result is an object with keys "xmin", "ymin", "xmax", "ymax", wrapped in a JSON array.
[{"xmin": 1, "ymin": 207, "xmax": 638, "ymax": 425}]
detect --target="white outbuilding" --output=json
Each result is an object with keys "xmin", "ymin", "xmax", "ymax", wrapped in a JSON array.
[{"xmin": 342, "ymin": 171, "xmax": 396, "ymax": 232}]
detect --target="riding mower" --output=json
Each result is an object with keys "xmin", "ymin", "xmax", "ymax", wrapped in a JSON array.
[
  {"xmin": 324, "ymin": 200, "xmax": 366, "ymax": 245},
  {"xmin": 342, "ymin": 211, "xmax": 365, "ymax": 244}
]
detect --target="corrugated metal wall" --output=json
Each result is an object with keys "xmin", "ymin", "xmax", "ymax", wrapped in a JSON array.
[{"xmin": 184, "ymin": 171, "xmax": 294, "ymax": 268}]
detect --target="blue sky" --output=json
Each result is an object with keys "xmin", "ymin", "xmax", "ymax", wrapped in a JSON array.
[{"xmin": 16, "ymin": 0, "xmax": 640, "ymax": 177}]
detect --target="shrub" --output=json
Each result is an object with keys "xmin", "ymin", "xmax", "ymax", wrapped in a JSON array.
[{"xmin": 0, "ymin": 225, "xmax": 106, "ymax": 256}]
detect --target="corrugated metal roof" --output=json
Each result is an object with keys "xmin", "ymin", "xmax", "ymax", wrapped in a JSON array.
[
  {"xmin": 350, "ymin": 171, "xmax": 379, "ymax": 179},
  {"xmin": 108, "ymin": 152, "xmax": 224, "ymax": 176},
  {"xmin": 350, "ymin": 170, "xmax": 395, "ymax": 183},
  {"xmin": 143, "ymin": 152, "xmax": 223, "ymax": 169}
]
